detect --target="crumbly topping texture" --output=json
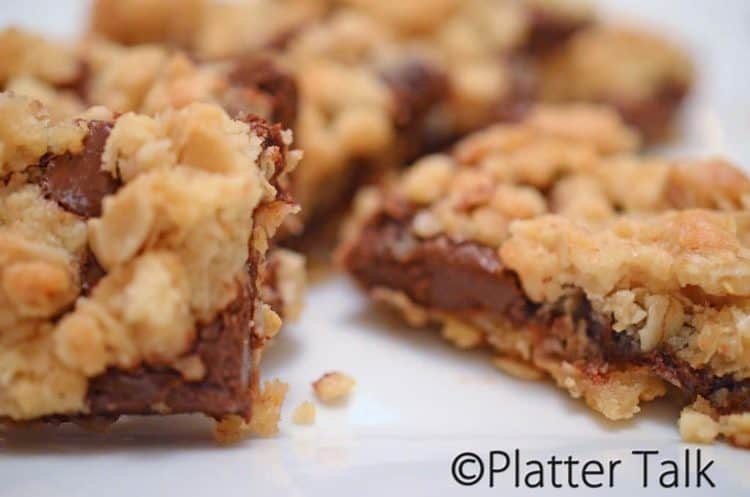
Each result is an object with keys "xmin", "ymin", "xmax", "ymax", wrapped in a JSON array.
[
  {"xmin": 9, "ymin": 0, "xmax": 675, "ymax": 231},
  {"xmin": 502, "ymin": 210, "xmax": 750, "ymax": 379},
  {"xmin": 0, "ymin": 29, "xmax": 86, "ymax": 121},
  {"xmin": 0, "ymin": 93, "xmax": 86, "ymax": 176},
  {"xmin": 345, "ymin": 104, "xmax": 748, "ymax": 251},
  {"xmin": 0, "ymin": 94, "xmax": 298, "ymax": 421},
  {"xmin": 78, "ymin": 39, "xmax": 291, "ymax": 124},
  {"xmin": 0, "ymin": 28, "xmax": 307, "ymax": 227},
  {"xmin": 0, "ymin": 26, "xmax": 297, "ymax": 126}
]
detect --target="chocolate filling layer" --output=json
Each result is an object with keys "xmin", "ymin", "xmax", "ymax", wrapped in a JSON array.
[
  {"xmin": 87, "ymin": 273, "xmax": 257, "ymax": 419},
  {"xmin": 342, "ymin": 211, "xmax": 750, "ymax": 414},
  {"xmin": 344, "ymin": 214, "xmax": 533, "ymax": 325}
]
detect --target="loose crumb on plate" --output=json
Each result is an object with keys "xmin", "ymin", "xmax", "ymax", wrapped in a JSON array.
[
  {"xmin": 292, "ymin": 401, "xmax": 317, "ymax": 425},
  {"xmin": 313, "ymin": 372, "xmax": 356, "ymax": 404}
]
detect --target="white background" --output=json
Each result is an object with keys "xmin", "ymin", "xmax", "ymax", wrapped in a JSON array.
[{"xmin": 1, "ymin": 1, "xmax": 749, "ymax": 496}]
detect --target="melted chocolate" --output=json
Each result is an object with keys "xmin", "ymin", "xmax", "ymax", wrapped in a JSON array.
[
  {"xmin": 343, "ymin": 214, "xmax": 534, "ymax": 324},
  {"xmin": 37, "ymin": 121, "xmax": 120, "ymax": 219}
]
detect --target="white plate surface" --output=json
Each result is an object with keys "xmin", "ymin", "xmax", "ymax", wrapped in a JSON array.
[{"xmin": 1, "ymin": 1, "xmax": 750, "ymax": 495}]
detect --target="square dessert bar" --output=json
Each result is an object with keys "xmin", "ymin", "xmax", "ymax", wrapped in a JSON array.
[
  {"xmin": 338, "ymin": 104, "xmax": 750, "ymax": 446},
  {"xmin": 0, "ymin": 93, "xmax": 300, "ymax": 433}
]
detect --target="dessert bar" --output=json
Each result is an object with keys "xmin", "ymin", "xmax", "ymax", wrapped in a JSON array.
[
  {"xmin": 339, "ymin": 104, "xmax": 750, "ymax": 445},
  {"xmin": 0, "ymin": 93, "xmax": 300, "ymax": 434}
]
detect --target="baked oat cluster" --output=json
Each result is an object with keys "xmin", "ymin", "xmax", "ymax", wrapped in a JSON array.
[
  {"xmin": 339, "ymin": 103, "xmax": 750, "ymax": 447},
  {"xmin": 0, "ymin": 93, "xmax": 300, "ymax": 437}
]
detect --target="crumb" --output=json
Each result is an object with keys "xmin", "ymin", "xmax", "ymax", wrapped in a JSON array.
[
  {"xmin": 249, "ymin": 380, "xmax": 289, "ymax": 437},
  {"xmin": 213, "ymin": 379, "xmax": 289, "ymax": 444},
  {"xmin": 213, "ymin": 415, "xmax": 250, "ymax": 445},
  {"xmin": 292, "ymin": 401, "xmax": 316, "ymax": 425},
  {"xmin": 679, "ymin": 406, "xmax": 719, "ymax": 444},
  {"xmin": 313, "ymin": 372, "xmax": 356, "ymax": 404}
]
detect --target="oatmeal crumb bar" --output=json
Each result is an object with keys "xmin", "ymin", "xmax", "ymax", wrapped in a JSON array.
[
  {"xmin": 339, "ymin": 104, "xmax": 750, "ymax": 446},
  {"xmin": 0, "ymin": 93, "xmax": 300, "ymax": 435}
]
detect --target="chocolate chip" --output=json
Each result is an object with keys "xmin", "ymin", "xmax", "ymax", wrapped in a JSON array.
[{"xmin": 38, "ymin": 120, "xmax": 120, "ymax": 219}]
